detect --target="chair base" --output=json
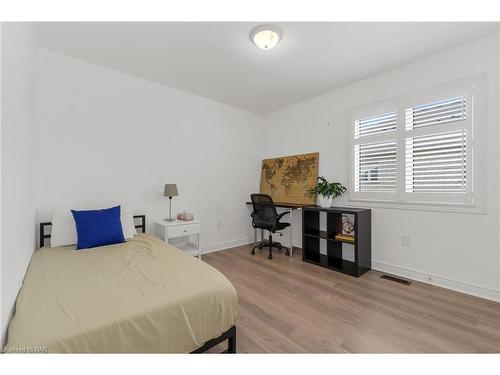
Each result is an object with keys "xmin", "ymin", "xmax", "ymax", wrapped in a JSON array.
[{"xmin": 251, "ymin": 240, "xmax": 290, "ymax": 258}]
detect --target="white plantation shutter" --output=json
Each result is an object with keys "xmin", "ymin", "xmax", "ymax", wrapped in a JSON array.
[
  {"xmin": 405, "ymin": 130, "xmax": 467, "ymax": 192},
  {"xmin": 406, "ymin": 96, "xmax": 466, "ymax": 130},
  {"xmin": 350, "ymin": 78, "xmax": 480, "ymax": 207},
  {"xmin": 404, "ymin": 95, "xmax": 469, "ymax": 198},
  {"xmin": 355, "ymin": 141, "xmax": 397, "ymax": 192},
  {"xmin": 355, "ymin": 112, "xmax": 397, "ymax": 138}
]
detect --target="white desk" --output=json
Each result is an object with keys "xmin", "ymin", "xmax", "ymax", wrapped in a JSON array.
[{"xmin": 155, "ymin": 220, "xmax": 201, "ymax": 258}]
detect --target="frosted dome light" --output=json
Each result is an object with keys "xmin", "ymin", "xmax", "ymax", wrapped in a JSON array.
[{"xmin": 251, "ymin": 26, "xmax": 281, "ymax": 50}]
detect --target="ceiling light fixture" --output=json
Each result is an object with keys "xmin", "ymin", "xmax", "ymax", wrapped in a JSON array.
[{"xmin": 250, "ymin": 25, "xmax": 282, "ymax": 50}]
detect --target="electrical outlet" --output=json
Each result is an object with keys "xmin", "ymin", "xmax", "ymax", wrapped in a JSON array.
[
  {"xmin": 217, "ymin": 220, "xmax": 222, "ymax": 229},
  {"xmin": 401, "ymin": 235, "xmax": 411, "ymax": 247}
]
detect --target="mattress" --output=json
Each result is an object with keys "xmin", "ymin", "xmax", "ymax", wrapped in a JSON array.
[{"xmin": 4, "ymin": 234, "xmax": 238, "ymax": 353}]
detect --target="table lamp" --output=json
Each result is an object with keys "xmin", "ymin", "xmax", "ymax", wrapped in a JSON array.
[{"xmin": 164, "ymin": 184, "xmax": 178, "ymax": 222}]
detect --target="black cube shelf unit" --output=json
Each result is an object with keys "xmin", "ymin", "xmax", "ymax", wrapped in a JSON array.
[{"xmin": 302, "ymin": 206, "xmax": 371, "ymax": 277}]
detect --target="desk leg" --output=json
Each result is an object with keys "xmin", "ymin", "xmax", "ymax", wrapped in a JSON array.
[
  {"xmin": 289, "ymin": 208, "xmax": 293, "ymax": 257},
  {"xmin": 198, "ymin": 232, "xmax": 201, "ymax": 259}
]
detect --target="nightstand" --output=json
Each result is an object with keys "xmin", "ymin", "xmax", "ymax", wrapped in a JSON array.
[{"xmin": 155, "ymin": 220, "xmax": 202, "ymax": 258}]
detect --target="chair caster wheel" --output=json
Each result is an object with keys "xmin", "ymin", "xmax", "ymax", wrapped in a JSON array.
[
  {"xmin": 251, "ymin": 249, "xmax": 255, "ymax": 255},
  {"xmin": 286, "ymin": 250, "xmax": 290, "ymax": 256},
  {"xmin": 268, "ymin": 254, "xmax": 272, "ymax": 260}
]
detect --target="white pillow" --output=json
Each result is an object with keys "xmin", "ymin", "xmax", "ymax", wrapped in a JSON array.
[
  {"xmin": 120, "ymin": 205, "xmax": 138, "ymax": 239},
  {"xmin": 50, "ymin": 205, "xmax": 137, "ymax": 247},
  {"xmin": 50, "ymin": 207, "xmax": 78, "ymax": 247}
]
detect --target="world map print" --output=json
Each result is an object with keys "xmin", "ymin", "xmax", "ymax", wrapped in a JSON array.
[{"xmin": 259, "ymin": 152, "xmax": 319, "ymax": 205}]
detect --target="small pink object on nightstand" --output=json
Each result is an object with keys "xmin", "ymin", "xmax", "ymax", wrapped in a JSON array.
[{"xmin": 177, "ymin": 212, "xmax": 194, "ymax": 221}]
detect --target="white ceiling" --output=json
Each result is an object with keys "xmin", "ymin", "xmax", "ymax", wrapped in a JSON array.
[{"xmin": 36, "ymin": 22, "xmax": 499, "ymax": 115}]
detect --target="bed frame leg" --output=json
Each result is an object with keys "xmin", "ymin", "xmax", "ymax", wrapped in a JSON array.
[
  {"xmin": 190, "ymin": 325, "xmax": 237, "ymax": 354},
  {"xmin": 228, "ymin": 326, "xmax": 236, "ymax": 353}
]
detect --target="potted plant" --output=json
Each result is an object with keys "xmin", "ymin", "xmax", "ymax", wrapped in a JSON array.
[{"xmin": 308, "ymin": 176, "xmax": 347, "ymax": 207}]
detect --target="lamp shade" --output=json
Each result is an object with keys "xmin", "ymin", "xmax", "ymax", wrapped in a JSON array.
[{"xmin": 164, "ymin": 184, "xmax": 178, "ymax": 197}]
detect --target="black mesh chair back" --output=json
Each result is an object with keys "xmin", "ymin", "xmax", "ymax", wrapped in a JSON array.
[
  {"xmin": 250, "ymin": 193, "xmax": 290, "ymax": 259},
  {"xmin": 250, "ymin": 193, "xmax": 278, "ymax": 232}
]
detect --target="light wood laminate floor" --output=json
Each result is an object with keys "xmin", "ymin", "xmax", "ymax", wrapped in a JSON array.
[{"xmin": 203, "ymin": 245, "xmax": 500, "ymax": 353}]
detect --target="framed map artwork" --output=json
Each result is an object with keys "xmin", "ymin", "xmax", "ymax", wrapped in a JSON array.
[{"xmin": 259, "ymin": 152, "xmax": 319, "ymax": 205}]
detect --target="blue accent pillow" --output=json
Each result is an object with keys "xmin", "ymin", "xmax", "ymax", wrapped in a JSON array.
[{"xmin": 71, "ymin": 206, "xmax": 125, "ymax": 250}]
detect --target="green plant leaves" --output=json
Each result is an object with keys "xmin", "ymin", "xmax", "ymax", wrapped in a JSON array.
[{"xmin": 308, "ymin": 176, "xmax": 347, "ymax": 198}]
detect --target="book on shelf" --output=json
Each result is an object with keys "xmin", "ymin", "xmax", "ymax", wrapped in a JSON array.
[{"xmin": 335, "ymin": 234, "xmax": 355, "ymax": 243}]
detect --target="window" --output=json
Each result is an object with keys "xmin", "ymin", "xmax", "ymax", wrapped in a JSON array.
[
  {"xmin": 405, "ymin": 130, "xmax": 467, "ymax": 193},
  {"xmin": 350, "ymin": 77, "xmax": 483, "ymax": 209},
  {"xmin": 355, "ymin": 111, "xmax": 397, "ymax": 138},
  {"xmin": 405, "ymin": 96, "xmax": 466, "ymax": 130},
  {"xmin": 354, "ymin": 137, "xmax": 397, "ymax": 193}
]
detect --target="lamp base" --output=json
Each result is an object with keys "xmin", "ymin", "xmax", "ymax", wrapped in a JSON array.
[{"xmin": 165, "ymin": 196, "xmax": 176, "ymax": 222}]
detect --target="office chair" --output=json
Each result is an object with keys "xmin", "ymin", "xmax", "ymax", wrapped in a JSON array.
[{"xmin": 250, "ymin": 193, "xmax": 291, "ymax": 260}]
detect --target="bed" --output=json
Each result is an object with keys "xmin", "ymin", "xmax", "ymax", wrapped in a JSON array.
[{"xmin": 4, "ymin": 216, "xmax": 238, "ymax": 353}]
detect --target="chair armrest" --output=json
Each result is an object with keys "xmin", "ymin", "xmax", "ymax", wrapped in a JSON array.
[{"xmin": 277, "ymin": 211, "xmax": 290, "ymax": 221}]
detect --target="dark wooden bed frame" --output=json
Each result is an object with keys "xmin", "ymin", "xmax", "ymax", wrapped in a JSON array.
[{"xmin": 38, "ymin": 214, "xmax": 236, "ymax": 354}]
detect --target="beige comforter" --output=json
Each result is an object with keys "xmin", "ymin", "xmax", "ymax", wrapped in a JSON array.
[{"xmin": 4, "ymin": 234, "xmax": 237, "ymax": 353}]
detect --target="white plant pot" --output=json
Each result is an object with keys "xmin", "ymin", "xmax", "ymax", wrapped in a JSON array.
[{"xmin": 317, "ymin": 195, "xmax": 333, "ymax": 208}]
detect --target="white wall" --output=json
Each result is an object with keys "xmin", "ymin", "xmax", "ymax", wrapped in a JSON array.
[
  {"xmin": 0, "ymin": 23, "xmax": 37, "ymax": 345},
  {"xmin": 35, "ymin": 48, "xmax": 262, "ymax": 253},
  {"xmin": 493, "ymin": 34, "xmax": 500, "ymax": 306},
  {"xmin": 263, "ymin": 34, "xmax": 500, "ymax": 301},
  {"xmin": 0, "ymin": 21, "xmax": 3, "ymax": 348}
]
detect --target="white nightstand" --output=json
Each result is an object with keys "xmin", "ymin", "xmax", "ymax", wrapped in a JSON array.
[{"xmin": 155, "ymin": 220, "xmax": 202, "ymax": 258}]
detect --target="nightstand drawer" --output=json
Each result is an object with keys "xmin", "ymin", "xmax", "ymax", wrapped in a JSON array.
[{"xmin": 167, "ymin": 223, "xmax": 200, "ymax": 238}]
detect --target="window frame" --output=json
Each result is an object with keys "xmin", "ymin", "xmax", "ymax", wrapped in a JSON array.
[{"xmin": 348, "ymin": 74, "xmax": 486, "ymax": 213}]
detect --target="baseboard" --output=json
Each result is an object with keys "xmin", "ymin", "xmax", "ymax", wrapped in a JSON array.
[
  {"xmin": 202, "ymin": 237, "xmax": 254, "ymax": 254},
  {"xmin": 372, "ymin": 260, "xmax": 500, "ymax": 303}
]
